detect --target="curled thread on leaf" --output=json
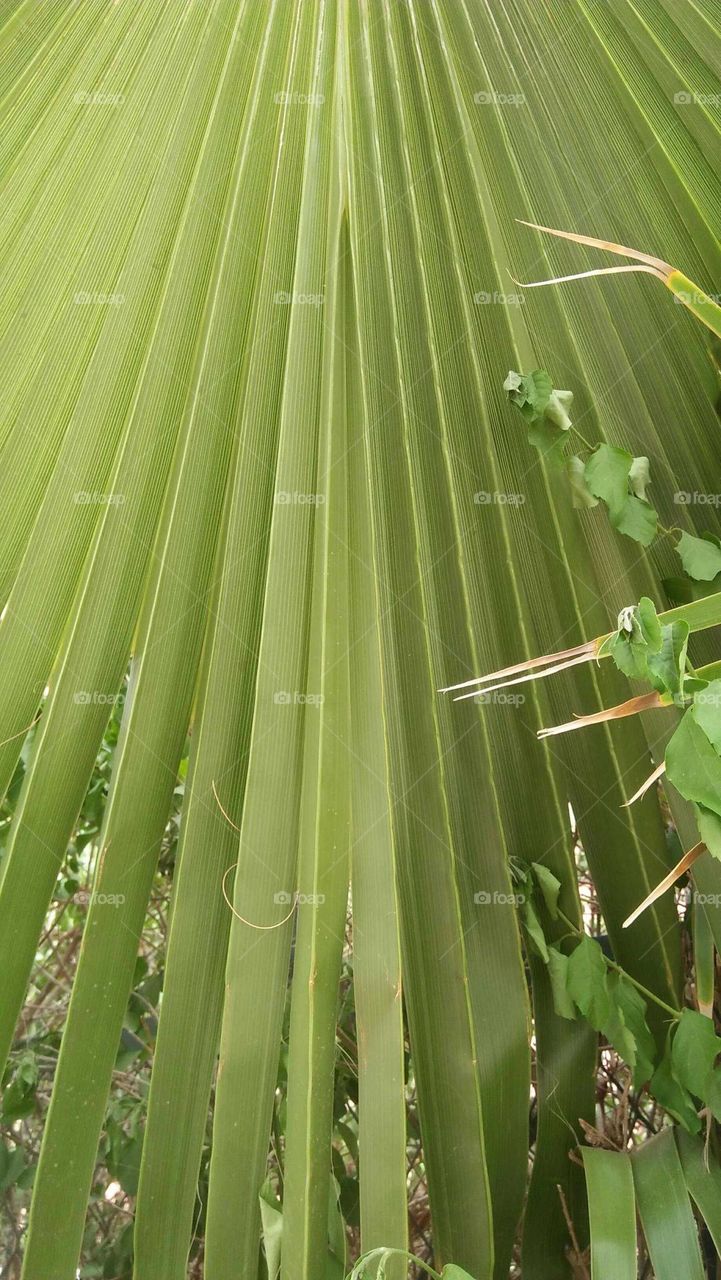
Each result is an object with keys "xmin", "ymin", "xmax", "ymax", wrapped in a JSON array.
[
  {"xmin": 221, "ymin": 863, "xmax": 297, "ymax": 930},
  {"xmin": 0, "ymin": 710, "xmax": 42, "ymax": 749},
  {"xmin": 623, "ymin": 760, "xmax": 666, "ymax": 808},
  {"xmin": 211, "ymin": 779, "xmax": 240, "ymax": 833},
  {"xmin": 212, "ymin": 783, "xmax": 297, "ymax": 929},
  {"xmin": 623, "ymin": 841, "xmax": 706, "ymax": 928}
]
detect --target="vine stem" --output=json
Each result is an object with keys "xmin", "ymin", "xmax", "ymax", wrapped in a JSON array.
[
  {"xmin": 349, "ymin": 1247, "xmax": 443, "ymax": 1280},
  {"xmin": 569, "ymin": 425, "xmax": 596, "ymax": 452},
  {"xmin": 556, "ymin": 908, "xmax": 682, "ymax": 1020}
]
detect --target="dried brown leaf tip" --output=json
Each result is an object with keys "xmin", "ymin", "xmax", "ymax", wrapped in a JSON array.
[
  {"xmin": 538, "ymin": 691, "xmax": 662, "ymax": 740},
  {"xmin": 439, "ymin": 639, "xmax": 597, "ymax": 702},
  {"xmin": 512, "ymin": 219, "xmax": 672, "ymax": 287}
]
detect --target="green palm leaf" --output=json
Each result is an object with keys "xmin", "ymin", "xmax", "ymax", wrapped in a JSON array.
[{"xmin": 0, "ymin": 3, "xmax": 719, "ymax": 1279}]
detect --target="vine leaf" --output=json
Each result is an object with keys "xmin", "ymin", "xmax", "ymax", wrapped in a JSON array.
[
  {"xmin": 650, "ymin": 1048, "xmax": 701, "ymax": 1134},
  {"xmin": 646, "ymin": 622, "xmax": 689, "ymax": 700},
  {"xmin": 616, "ymin": 495, "xmax": 658, "ymax": 546},
  {"xmin": 566, "ymin": 935, "xmax": 610, "ymax": 1030},
  {"xmin": 503, "ymin": 368, "xmax": 551, "ymax": 419},
  {"xmin": 690, "ymin": 680, "xmax": 721, "ymax": 751},
  {"xmin": 669, "ymin": 1009, "xmax": 721, "ymax": 1128},
  {"xmin": 605, "ymin": 596, "xmax": 662, "ymax": 680},
  {"xmin": 567, "ymin": 455, "xmax": 598, "ymax": 508},
  {"xmin": 545, "ymin": 939, "xmax": 657, "ymax": 1087},
  {"xmin": 544, "ymin": 387, "xmax": 574, "ymax": 432},
  {"xmin": 666, "ymin": 703, "xmax": 721, "ymax": 828},
  {"xmin": 677, "ymin": 531, "xmax": 721, "ymax": 582},
  {"xmin": 504, "ymin": 368, "xmax": 572, "ymax": 465},
  {"xmin": 584, "ymin": 444, "xmax": 658, "ymax": 546},
  {"xmin": 611, "ymin": 974, "xmax": 656, "ymax": 1086},
  {"xmin": 671, "ymin": 1009, "xmax": 721, "ymax": 1103},
  {"xmin": 520, "ymin": 897, "xmax": 550, "ymax": 962},
  {"xmin": 602, "ymin": 979, "xmax": 637, "ymax": 1068},
  {"xmin": 628, "ymin": 455, "xmax": 651, "ymax": 501},
  {"xmin": 584, "ymin": 443, "xmax": 630, "ymax": 511},
  {"xmin": 695, "ymin": 806, "xmax": 721, "ymax": 861},
  {"xmin": 546, "ymin": 947, "xmax": 576, "ymax": 1020},
  {"xmin": 531, "ymin": 862, "xmax": 561, "ymax": 919}
]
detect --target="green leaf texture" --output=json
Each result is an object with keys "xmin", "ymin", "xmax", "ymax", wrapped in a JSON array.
[{"xmin": 0, "ymin": 3, "xmax": 719, "ymax": 1279}]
